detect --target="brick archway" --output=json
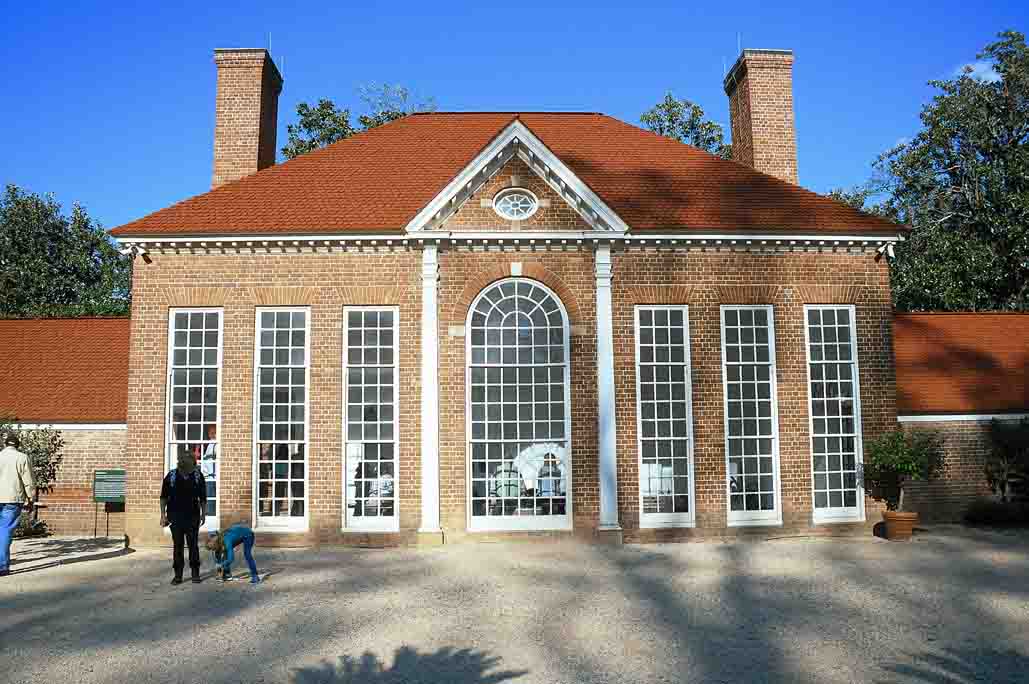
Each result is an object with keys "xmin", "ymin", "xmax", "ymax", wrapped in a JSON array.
[{"xmin": 445, "ymin": 262, "xmax": 585, "ymax": 327}]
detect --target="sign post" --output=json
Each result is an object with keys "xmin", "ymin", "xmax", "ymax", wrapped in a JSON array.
[{"xmin": 93, "ymin": 469, "xmax": 126, "ymax": 538}]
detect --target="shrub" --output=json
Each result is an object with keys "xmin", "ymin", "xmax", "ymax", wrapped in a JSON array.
[
  {"xmin": 985, "ymin": 418, "xmax": 1029, "ymax": 502},
  {"xmin": 964, "ymin": 497, "xmax": 1029, "ymax": 527},
  {"xmin": 0, "ymin": 416, "xmax": 64, "ymax": 536},
  {"xmin": 863, "ymin": 429, "xmax": 944, "ymax": 511}
]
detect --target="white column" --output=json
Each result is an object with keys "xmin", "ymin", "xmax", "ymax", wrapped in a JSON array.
[
  {"xmin": 419, "ymin": 245, "xmax": 441, "ymax": 533},
  {"xmin": 595, "ymin": 244, "xmax": 621, "ymax": 530}
]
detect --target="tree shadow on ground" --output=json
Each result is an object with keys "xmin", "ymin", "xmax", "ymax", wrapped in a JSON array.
[
  {"xmin": 292, "ymin": 646, "xmax": 528, "ymax": 684},
  {"xmin": 879, "ymin": 646, "xmax": 1029, "ymax": 684}
]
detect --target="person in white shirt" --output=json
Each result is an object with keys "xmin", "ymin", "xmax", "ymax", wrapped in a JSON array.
[{"xmin": 0, "ymin": 434, "xmax": 35, "ymax": 576}]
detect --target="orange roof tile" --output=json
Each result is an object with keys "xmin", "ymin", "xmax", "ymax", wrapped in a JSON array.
[
  {"xmin": 110, "ymin": 112, "xmax": 903, "ymax": 237},
  {"xmin": 894, "ymin": 313, "xmax": 1029, "ymax": 415},
  {"xmin": 0, "ymin": 318, "xmax": 129, "ymax": 423}
]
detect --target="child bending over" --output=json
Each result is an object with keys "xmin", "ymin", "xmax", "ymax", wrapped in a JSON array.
[{"xmin": 206, "ymin": 524, "xmax": 261, "ymax": 583}]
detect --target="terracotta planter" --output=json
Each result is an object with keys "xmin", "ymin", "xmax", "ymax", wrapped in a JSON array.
[{"xmin": 883, "ymin": 510, "xmax": 919, "ymax": 541}]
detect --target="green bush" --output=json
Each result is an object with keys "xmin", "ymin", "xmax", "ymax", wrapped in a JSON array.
[
  {"xmin": 863, "ymin": 429, "xmax": 944, "ymax": 511},
  {"xmin": 965, "ymin": 497, "xmax": 1029, "ymax": 527},
  {"xmin": 0, "ymin": 416, "xmax": 64, "ymax": 536},
  {"xmin": 985, "ymin": 418, "xmax": 1029, "ymax": 502}
]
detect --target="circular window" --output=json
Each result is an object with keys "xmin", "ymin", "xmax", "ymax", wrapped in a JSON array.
[{"xmin": 493, "ymin": 188, "xmax": 539, "ymax": 221}]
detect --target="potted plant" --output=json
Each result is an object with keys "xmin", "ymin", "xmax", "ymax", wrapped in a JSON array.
[{"xmin": 863, "ymin": 429, "xmax": 943, "ymax": 540}]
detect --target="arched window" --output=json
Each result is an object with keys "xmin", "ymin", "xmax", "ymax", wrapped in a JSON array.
[{"xmin": 467, "ymin": 278, "xmax": 571, "ymax": 530}]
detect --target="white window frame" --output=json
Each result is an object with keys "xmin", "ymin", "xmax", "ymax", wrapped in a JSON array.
[
  {"xmin": 720, "ymin": 305, "xmax": 784, "ymax": 527},
  {"xmin": 342, "ymin": 305, "xmax": 401, "ymax": 533},
  {"xmin": 634, "ymin": 305, "xmax": 696, "ymax": 528},
  {"xmin": 164, "ymin": 307, "xmax": 223, "ymax": 532},
  {"xmin": 492, "ymin": 187, "xmax": 540, "ymax": 221},
  {"xmin": 252, "ymin": 306, "xmax": 311, "ymax": 533},
  {"xmin": 465, "ymin": 278, "xmax": 574, "ymax": 532},
  {"xmin": 804, "ymin": 304, "xmax": 866, "ymax": 524}
]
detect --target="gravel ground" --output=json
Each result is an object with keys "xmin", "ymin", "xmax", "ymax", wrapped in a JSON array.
[{"xmin": 3, "ymin": 525, "xmax": 1028, "ymax": 683}]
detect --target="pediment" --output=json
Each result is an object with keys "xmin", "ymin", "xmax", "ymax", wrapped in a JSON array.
[{"xmin": 405, "ymin": 120, "xmax": 629, "ymax": 233}]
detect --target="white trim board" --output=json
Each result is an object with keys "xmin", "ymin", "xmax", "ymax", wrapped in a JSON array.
[
  {"xmin": 10, "ymin": 423, "xmax": 127, "ymax": 431},
  {"xmin": 898, "ymin": 413, "xmax": 1029, "ymax": 423}
]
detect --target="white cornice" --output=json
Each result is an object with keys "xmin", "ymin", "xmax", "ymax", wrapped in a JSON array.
[
  {"xmin": 403, "ymin": 120, "xmax": 631, "ymax": 233},
  {"xmin": 897, "ymin": 413, "xmax": 1029, "ymax": 423},
  {"xmin": 114, "ymin": 230, "xmax": 901, "ymax": 255}
]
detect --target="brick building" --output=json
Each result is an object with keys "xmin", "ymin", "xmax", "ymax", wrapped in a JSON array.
[{"xmin": 10, "ymin": 47, "xmax": 1018, "ymax": 546}]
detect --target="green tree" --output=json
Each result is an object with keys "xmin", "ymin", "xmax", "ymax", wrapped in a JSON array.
[
  {"xmin": 876, "ymin": 31, "xmax": 1029, "ymax": 311},
  {"xmin": 0, "ymin": 185, "xmax": 131, "ymax": 318},
  {"xmin": 641, "ymin": 93, "xmax": 731, "ymax": 158},
  {"xmin": 282, "ymin": 84, "xmax": 436, "ymax": 160}
]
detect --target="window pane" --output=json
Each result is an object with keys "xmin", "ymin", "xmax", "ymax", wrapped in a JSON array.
[
  {"xmin": 345, "ymin": 309, "xmax": 399, "ymax": 525},
  {"xmin": 168, "ymin": 310, "xmax": 221, "ymax": 518},
  {"xmin": 807, "ymin": 307, "xmax": 861, "ymax": 514},
  {"xmin": 468, "ymin": 281, "xmax": 569, "ymax": 520},
  {"xmin": 256, "ymin": 309, "xmax": 309, "ymax": 520},
  {"xmin": 637, "ymin": 306, "xmax": 693, "ymax": 521},
  {"xmin": 722, "ymin": 307, "xmax": 779, "ymax": 519}
]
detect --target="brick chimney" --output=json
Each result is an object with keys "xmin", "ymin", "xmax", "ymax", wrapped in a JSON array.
[
  {"xmin": 211, "ymin": 48, "xmax": 283, "ymax": 188},
  {"xmin": 723, "ymin": 49, "xmax": 798, "ymax": 185}
]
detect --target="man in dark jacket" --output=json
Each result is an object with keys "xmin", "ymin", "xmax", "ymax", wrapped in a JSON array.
[{"xmin": 160, "ymin": 451, "xmax": 207, "ymax": 585}]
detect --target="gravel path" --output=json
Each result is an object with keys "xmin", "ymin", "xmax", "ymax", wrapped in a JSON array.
[{"xmin": 3, "ymin": 526, "xmax": 1028, "ymax": 683}]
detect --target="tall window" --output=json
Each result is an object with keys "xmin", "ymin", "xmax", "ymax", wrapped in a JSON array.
[
  {"xmin": 254, "ymin": 308, "xmax": 309, "ymax": 530},
  {"xmin": 721, "ymin": 305, "xmax": 782, "ymax": 526},
  {"xmin": 805, "ymin": 305, "xmax": 864, "ymax": 522},
  {"xmin": 167, "ymin": 309, "xmax": 222, "ymax": 526},
  {"xmin": 467, "ymin": 279, "xmax": 571, "ymax": 531},
  {"xmin": 635, "ymin": 306, "xmax": 695, "ymax": 527},
  {"xmin": 344, "ymin": 307, "xmax": 399, "ymax": 531}
]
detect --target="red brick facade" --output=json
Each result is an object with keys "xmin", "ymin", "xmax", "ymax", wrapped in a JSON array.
[
  {"xmin": 900, "ymin": 420, "xmax": 997, "ymax": 522},
  {"xmin": 111, "ymin": 239, "xmax": 911, "ymax": 546},
  {"xmin": 123, "ymin": 251, "xmax": 422, "ymax": 547},
  {"xmin": 37, "ymin": 428, "xmax": 127, "ymax": 536},
  {"xmin": 612, "ymin": 250, "xmax": 895, "ymax": 540}
]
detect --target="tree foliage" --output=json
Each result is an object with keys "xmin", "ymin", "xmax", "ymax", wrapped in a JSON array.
[
  {"xmin": 0, "ymin": 185, "xmax": 131, "ymax": 318},
  {"xmin": 863, "ymin": 429, "xmax": 944, "ymax": 511},
  {"xmin": 282, "ymin": 84, "xmax": 436, "ymax": 160},
  {"xmin": 640, "ymin": 93, "xmax": 731, "ymax": 158},
  {"xmin": 874, "ymin": 31, "xmax": 1029, "ymax": 311},
  {"xmin": 0, "ymin": 417, "xmax": 65, "ymax": 536}
]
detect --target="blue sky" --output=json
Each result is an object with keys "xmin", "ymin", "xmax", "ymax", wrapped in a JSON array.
[{"xmin": 1, "ymin": 1, "xmax": 1024, "ymax": 230}]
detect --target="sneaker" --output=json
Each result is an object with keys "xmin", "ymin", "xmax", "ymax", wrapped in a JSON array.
[
  {"xmin": 218, "ymin": 575, "xmax": 237, "ymax": 582},
  {"xmin": 171, "ymin": 576, "xmax": 184, "ymax": 585},
  {"xmin": 250, "ymin": 576, "xmax": 261, "ymax": 584}
]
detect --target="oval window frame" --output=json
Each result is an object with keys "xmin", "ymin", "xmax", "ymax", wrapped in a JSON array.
[{"xmin": 492, "ymin": 188, "xmax": 540, "ymax": 221}]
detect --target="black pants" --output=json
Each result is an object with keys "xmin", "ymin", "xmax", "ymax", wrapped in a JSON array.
[{"xmin": 170, "ymin": 515, "xmax": 200, "ymax": 577}]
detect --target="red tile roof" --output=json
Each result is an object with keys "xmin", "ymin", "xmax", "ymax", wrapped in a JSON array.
[
  {"xmin": 0, "ymin": 318, "xmax": 129, "ymax": 423},
  {"xmin": 111, "ymin": 112, "xmax": 903, "ymax": 237},
  {"xmin": 894, "ymin": 313, "xmax": 1029, "ymax": 415}
]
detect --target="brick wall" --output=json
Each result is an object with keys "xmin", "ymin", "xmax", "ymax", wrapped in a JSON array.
[
  {"xmin": 443, "ymin": 157, "xmax": 590, "ymax": 231},
  {"xmin": 125, "ymin": 250, "xmax": 422, "ymax": 547},
  {"xmin": 211, "ymin": 49, "xmax": 282, "ymax": 189},
  {"xmin": 724, "ymin": 50, "xmax": 798, "ymax": 185},
  {"xmin": 611, "ymin": 249, "xmax": 895, "ymax": 541},
  {"xmin": 37, "ymin": 428, "xmax": 126, "ymax": 536},
  {"xmin": 124, "ymin": 241, "xmax": 907, "ymax": 546},
  {"xmin": 900, "ymin": 420, "xmax": 997, "ymax": 522}
]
